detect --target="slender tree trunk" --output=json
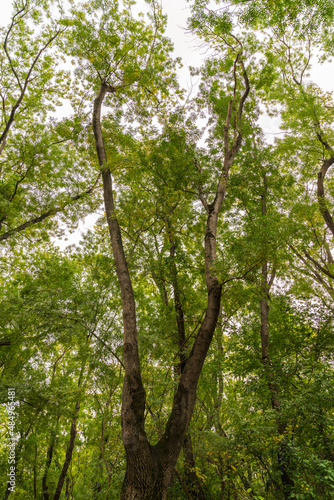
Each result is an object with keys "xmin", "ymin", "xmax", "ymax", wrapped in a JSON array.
[
  {"xmin": 52, "ymin": 400, "xmax": 80, "ymax": 500},
  {"xmin": 93, "ymin": 82, "xmax": 153, "ymax": 498},
  {"xmin": 165, "ymin": 216, "xmax": 187, "ymax": 376},
  {"xmin": 174, "ymin": 468, "xmax": 193, "ymax": 500},
  {"xmin": 183, "ymin": 434, "xmax": 207, "ymax": 500},
  {"xmin": 260, "ymin": 173, "xmax": 294, "ymax": 499},
  {"xmin": 166, "ymin": 220, "xmax": 207, "ymax": 499},
  {"xmin": 65, "ymin": 477, "xmax": 70, "ymax": 500},
  {"xmin": 53, "ymin": 363, "xmax": 86, "ymax": 500},
  {"xmin": 34, "ymin": 443, "xmax": 37, "ymax": 499},
  {"xmin": 42, "ymin": 437, "xmax": 54, "ymax": 500},
  {"xmin": 42, "ymin": 418, "xmax": 60, "ymax": 500},
  {"xmin": 94, "ymin": 383, "xmax": 118, "ymax": 498},
  {"xmin": 3, "ymin": 426, "xmax": 32, "ymax": 500}
]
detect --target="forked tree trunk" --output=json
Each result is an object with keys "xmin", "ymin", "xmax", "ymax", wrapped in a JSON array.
[{"xmin": 93, "ymin": 56, "xmax": 249, "ymax": 499}]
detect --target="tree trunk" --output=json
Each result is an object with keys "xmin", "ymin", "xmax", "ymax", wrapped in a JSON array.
[
  {"xmin": 260, "ymin": 174, "xmax": 294, "ymax": 499},
  {"xmin": 183, "ymin": 434, "xmax": 207, "ymax": 500},
  {"xmin": 43, "ymin": 417, "xmax": 60, "ymax": 500},
  {"xmin": 52, "ymin": 400, "xmax": 80, "ymax": 500},
  {"xmin": 53, "ymin": 363, "xmax": 86, "ymax": 500},
  {"xmin": 92, "ymin": 61, "xmax": 249, "ymax": 499},
  {"xmin": 65, "ymin": 477, "xmax": 70, "ymax": 500},
  {"xmin": 33, "ymin": 443, "xmax": 37, "ymax": 499},
  {"xmin": 3, "ymin": 426, "xmax": 32, "ymax": 500},
  {"xmin": 42, "ymin": 434, "xmax": 55, "ymax": 500}
]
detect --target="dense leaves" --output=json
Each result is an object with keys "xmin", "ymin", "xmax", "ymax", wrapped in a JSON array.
[{"xmin": 1, "ymin": 0, "xmax": 334, "ymax": 499}]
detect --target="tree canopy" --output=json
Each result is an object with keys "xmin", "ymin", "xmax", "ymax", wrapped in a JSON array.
[{"xmin": 1, "ymin": 0, "xmax": 334, "ymax": 499}]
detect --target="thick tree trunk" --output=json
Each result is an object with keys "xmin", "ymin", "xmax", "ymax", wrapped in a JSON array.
[{"xmin": 92, "ymin": 61, "xmax": 249, "ymax": 499}]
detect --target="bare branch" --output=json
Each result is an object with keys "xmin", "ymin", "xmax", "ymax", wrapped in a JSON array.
[{"xmin": 90, "ymin": 331, "xmax": 125, "ymax": 369}]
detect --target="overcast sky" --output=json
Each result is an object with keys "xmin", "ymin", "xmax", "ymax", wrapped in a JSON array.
[
  {"xmin": 2, "ymin": 0, "xmax": 333, "ymax": 246},
  {"xmin": 2, "ymin": 0, "xmax": 332, "ymax": 94}
]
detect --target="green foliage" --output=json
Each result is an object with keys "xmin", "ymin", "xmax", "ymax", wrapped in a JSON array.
[{"xmin": 1, "ymin": 0, "xmax": 334, "ymax": 498}]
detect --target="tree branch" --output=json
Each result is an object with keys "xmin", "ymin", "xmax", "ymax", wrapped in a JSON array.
[{"xmin": 0, "ymin": 173, "xmax": 101, "ymax": 242}]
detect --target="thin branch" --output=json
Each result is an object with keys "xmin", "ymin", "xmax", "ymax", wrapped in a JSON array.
[
  {"xmin": 3, "ymin": 2, "xmax": 29, "ymax": 91},
  {"xmin": 1, "ymin": 25, "xmax": 65, "ymax": 146},
  {"xmin": 268, "ymin": 267, "xmax": 276, "ymax": 290},
  {"xmin": 0, "ymin": 173, "xmax": 101, "ymax": 242},
  {"xmin": 289, "ymin": 244, "xmax": 334, "ymax": 294},
  {"xmin": 303, "ymin": 249, "xmax": 334, "ymax": 280},
  {"xmin": 317, "ymin": 157, "xmax": 334, "ymax": 237},
  {"xmin": 174, "ymin": 468, "xmax": 194, "ymax": 500}
]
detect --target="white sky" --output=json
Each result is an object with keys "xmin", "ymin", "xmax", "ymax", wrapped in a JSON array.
[
  {"xmin": 2, "ymin": 0, "xmax": 332, "ymax": 128},
  {"xmin": 1, "ymin": 0, "xmax": 333, "ymax": 247}
]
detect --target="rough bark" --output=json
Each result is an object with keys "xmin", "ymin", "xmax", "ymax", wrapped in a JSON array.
[{"xmin": 92, "ymin": 55, "xmax": 249, "ymax": 498}]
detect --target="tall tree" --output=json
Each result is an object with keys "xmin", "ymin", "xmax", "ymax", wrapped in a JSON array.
[{"xmin": 91, "ymin": 14, "xmax": 250, "ymax": 497}]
